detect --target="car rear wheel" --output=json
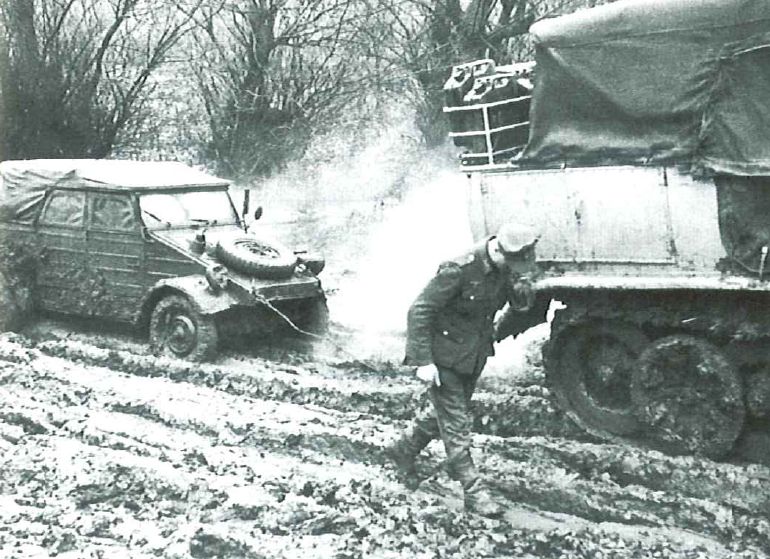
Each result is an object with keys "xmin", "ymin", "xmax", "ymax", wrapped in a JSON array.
[
  {"xmin": 149, "ymin": 295, "xmax": 218, "ymax": 361},
  {"xmin": 0, "ymin": 272, "xmax": 18, "ymax": 331},
  {"xmin": 0, "ymin": 270, "xmax": 30, "ymax": 331}
]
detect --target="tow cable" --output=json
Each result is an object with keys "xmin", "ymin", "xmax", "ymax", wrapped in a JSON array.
[
  {"xmin": 251, "ymin": 292, "xmax": 325, "ymax": 340},
  {"xmin": 251, "ymin": 292, "xmax": 382, "ymax": 373}
]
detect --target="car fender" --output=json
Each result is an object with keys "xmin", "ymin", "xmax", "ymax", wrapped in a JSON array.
[{"xmin": 141, "ymin": 275, "xmax": 249, "ymax": 322}]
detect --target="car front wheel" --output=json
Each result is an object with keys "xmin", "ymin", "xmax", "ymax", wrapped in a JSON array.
[{"xmin": 149, "ymin": 294, "xmax": 219, "ymax": 361}]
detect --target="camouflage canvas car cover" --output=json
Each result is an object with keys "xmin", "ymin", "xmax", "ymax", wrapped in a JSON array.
[
  {"xmin": 0, "ymin": 160, "xmax": 228, "ymax": 223},
  {"xmin": 519, "ymin": 0, "xmax": 770, "ymax": 176}
]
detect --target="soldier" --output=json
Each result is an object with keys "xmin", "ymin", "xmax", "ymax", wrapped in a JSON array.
[{"xmin": 386, "ymin": 223, "xmax": 544, "ymax": 517}]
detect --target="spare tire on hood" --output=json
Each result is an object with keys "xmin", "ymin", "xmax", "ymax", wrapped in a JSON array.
[{"xmin": 215, "ymin": 235, "xmax": 297, "ymax": 279}]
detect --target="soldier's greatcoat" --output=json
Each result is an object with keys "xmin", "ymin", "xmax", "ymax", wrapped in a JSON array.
[
  {"xmin": 404, "ymin": 240, "xmax": 534, "ymax": 373},
  {"xmin": 401, "ymin": 239, "xmax": 542, "ymax": 480}
]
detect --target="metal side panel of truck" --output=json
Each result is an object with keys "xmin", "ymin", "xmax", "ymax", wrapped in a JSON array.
[{"xmin": 466, "ymin": 165, "xmax": 770, "ymax": 291}]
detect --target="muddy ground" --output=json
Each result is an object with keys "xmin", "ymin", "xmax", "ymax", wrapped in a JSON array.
[{"xmin": 1, "ymin": 316, "xmax": 769, "ymax": 559}]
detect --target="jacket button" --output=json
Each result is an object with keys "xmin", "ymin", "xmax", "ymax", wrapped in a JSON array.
[
  {"xmin": 469, "ymin": 295, "xmax": 475, "ymax": 300},
  {"xmin": 443, "ymin": 330, "xmax": 449, "ymax": 336}
]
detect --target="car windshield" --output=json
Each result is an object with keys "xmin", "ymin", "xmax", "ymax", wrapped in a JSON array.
[{"xmin": 139, "ymin": 190, "xmax": 238, "ymax": 228}]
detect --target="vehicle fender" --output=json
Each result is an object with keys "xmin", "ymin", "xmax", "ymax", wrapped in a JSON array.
[{"xmin": 140, "ymin": 275, "xmax": 249, "ymax": 322}]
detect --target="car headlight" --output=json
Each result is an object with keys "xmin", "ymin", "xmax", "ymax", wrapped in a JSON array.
[{"xmin": 205, "ymin": 264, "xmax": 229, "ymax": 292}]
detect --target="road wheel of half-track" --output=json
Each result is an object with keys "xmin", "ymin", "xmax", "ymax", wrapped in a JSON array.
[
  {"xmin": 149, "ymin": 295, "xmax": 219, "ymax": 361},
  {"xmin": 546, "ymin": 319, "xmax": 648, "ymax": 438},
  {"xmin": 631, "ymin": 334, "xmax": 745, "ymax": 459}
]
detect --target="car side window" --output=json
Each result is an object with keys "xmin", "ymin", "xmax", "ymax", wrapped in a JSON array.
[
  {"xmin": 90, "ymin": 194, "xmax": 136, "ymax": 231},
  {"xmin": 41, "ymin": 190, "xmax": 85, "ymax": 227}
]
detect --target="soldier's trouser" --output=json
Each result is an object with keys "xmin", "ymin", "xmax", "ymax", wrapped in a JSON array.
[{"xmin": 410, "ymin": 356, "xmax": 487, "ymax": 482}]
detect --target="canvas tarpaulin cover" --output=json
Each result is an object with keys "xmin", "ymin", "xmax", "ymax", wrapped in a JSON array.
[
  {"xmin": 519, "ymin": 0, "xmax": 770, "ymax": 176},
  {"xmin": 0, "ymin": 161, "xmax": 56, "ymax": 222},
  {"xmin": 0, "ymin": 160, "xmax": 228, "ymax": 223}
]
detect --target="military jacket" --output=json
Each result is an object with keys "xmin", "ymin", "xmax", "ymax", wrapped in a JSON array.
[{"xmin": 404, "ymin": 240, "xmax": 534, "ymax": 374}]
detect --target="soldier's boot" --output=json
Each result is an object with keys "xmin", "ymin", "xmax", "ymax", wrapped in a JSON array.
[
  {"xmin": 462, "ymin": 478, "xmax": 504, "ymax": 518},
  {"xmin": 450, "ymin": 451, "xmax": 504, "ymax": 518},
  {"xmin": 384, "ymin": 427, "xmax": 432, "ymax": 482}
]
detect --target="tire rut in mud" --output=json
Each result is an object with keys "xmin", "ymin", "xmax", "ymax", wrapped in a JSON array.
[
  {"xmin": 6, "ymin": 331, "xmax": 578, "ymax": 440},
  {"xmin": 1, "ymin": 332, "xmax": 770, "ymax": 558}
]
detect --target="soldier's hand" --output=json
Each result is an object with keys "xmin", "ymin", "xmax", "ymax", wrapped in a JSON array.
[
  {"xmin": 494, "ymin": 305, "xmax": 515, "ymax": 342},
  {"xmin": 510, "ymin": 278, "xmax": 535, "ymax": 311},
  {"xmin": 493, "ymin": 316, "xmax": 505, "ymax": 343},
  {"xmin": 415, "ymin": 364, "xmax": 441, "ymax": 387}
]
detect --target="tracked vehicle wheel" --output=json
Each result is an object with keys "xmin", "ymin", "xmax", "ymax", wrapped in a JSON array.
[
  {"xmin": 546, "ymin": 320, "xmax": 647, "ymax": 437},
  {"xmin": 631, "ymin": 335, "xmax": 745, "ymax": 459},
  {"xmin": 746, "ymin": 370, "xmax": 770, "ymax": 419}
]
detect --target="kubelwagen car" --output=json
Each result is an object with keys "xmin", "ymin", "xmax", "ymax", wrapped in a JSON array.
[{"xmin": 0, "ymin": 159, "xmax": 328, "ymax": 360}]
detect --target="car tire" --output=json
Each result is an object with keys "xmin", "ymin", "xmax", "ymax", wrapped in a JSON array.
[
  {"xmin": 216, "ymin": 236, "xmax": 297, "ymax": 279},
  {"xmin": 0, "ymin": 272, "xmax": 18, "ymax": 331},
  {"xmin": 149, "ymin": 294, "xmax": 218, "ymax": 361},
  {"xmin": 0, "ymin": 270, "xmax": 30, "ymax": 331}
]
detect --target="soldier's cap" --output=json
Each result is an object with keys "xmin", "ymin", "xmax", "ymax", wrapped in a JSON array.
[{"xmin": 495, "ymin": 223, "xmax": 540, "ymax": 255}]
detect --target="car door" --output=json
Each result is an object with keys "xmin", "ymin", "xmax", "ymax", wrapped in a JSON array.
[
  {"xmin": 85, "ymin": 191, "xmax": 145, "ymax": 322},
  {"xmin": 36, "ymin": 188, "xmax": 88, "ymax": 314}
]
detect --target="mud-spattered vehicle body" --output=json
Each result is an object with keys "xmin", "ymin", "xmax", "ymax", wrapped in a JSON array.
[
  {"xmin": 0, "ymin": 159, "xmax": 327, "ymax": 360},
  {"xmin": 444, "ymin": 0, "xmax": 770, "ymax": 459}
]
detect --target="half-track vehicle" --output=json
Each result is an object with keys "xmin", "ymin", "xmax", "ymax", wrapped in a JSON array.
[
  {"xmin": 0, "ymin": 159, "xmax": 328, "ymax": 361},
  {"xmin": 444, "ymin": 0, "xmax": 770, "ymax": 460}
]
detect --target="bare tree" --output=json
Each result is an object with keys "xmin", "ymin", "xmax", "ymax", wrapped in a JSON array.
[
  {"xmin": 0, "ymin": 0, "xmax": 201, "ymax": 160},
  {"xmin": 188, "ymin": 0, "xmax": 382, "ymax": 180}
]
